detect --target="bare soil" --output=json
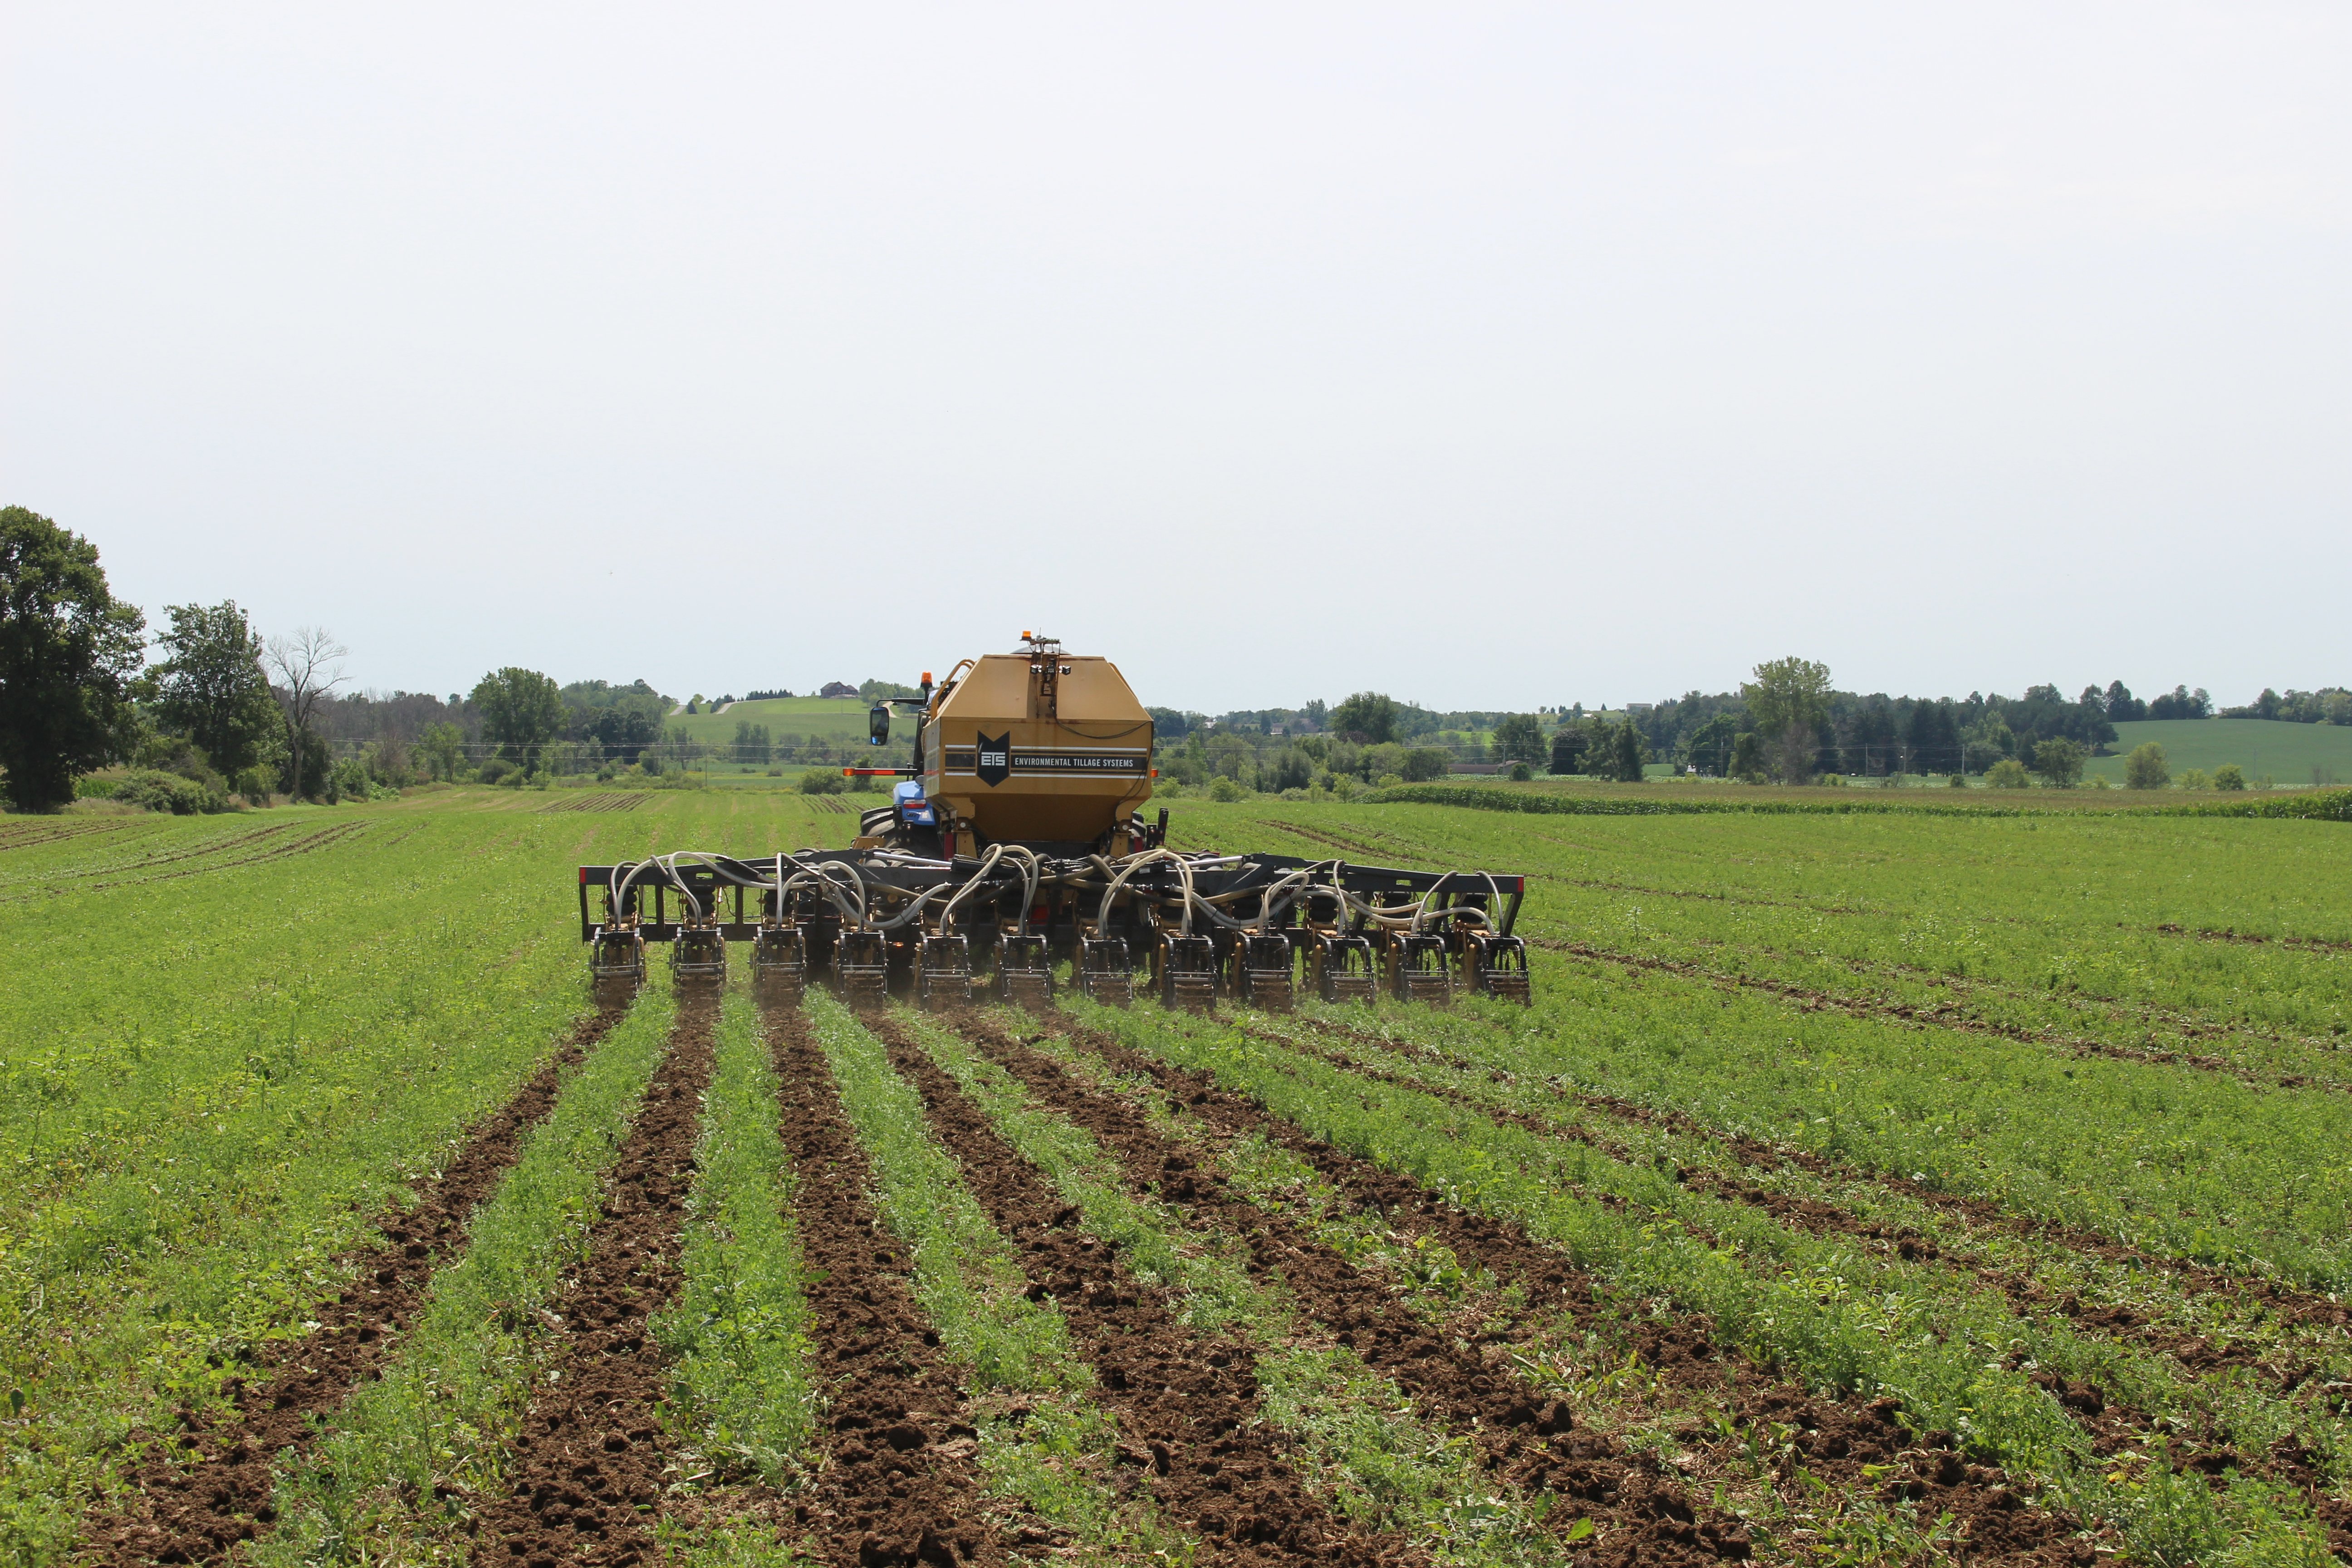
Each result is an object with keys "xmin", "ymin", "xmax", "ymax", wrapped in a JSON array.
[
  {"xmin": 474, "ymin": 1001, "xmax": 719, "ymax": 1568},
  {"xmin": 871, "ymin": 1018, "xmax": 1395, "ymax": 1567},
  {"xmin": 767, "ymin": 1009, "xmax": 1008, "ymax": 1568},
  {"xmin": 952, "ymin": 1015, "xmax": 1749, "ymax": 1566}
]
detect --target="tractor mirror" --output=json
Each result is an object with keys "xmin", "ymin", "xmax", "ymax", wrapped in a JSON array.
[{"xmin": 868, "ymin": 703, "xmax": 890, "ymax": 745}]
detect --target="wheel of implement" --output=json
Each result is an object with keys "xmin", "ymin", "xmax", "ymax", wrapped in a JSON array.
[
  {"xmin": 997, "ymin": 934, "xmax": 1055, "ymax": 1009},
  {"xmin": 752, "ymin": 925, "xmax": 808, "ymax": 1009},
  {"xmin": 837, "ymin": 930, "xmax": 890, "ymax": 1011},
  {"xmin": 1158, "ymin": 934, "xmax": 1218, "ymax": 1011},
  {"xmin": 1312, "ymin": 933, "xmax": 1379, "ymax": 1004},
  {"xmin": 671, "ymin": 925, "xmax": 728, "ymax": 989},
  {"xmin": 1077, "ymin": 936, "xmax": 1133, "ymax": 1006},
  {"xmin": 1463, "ymin": 932, "xmax": 1533, "ymax": 1004},
  {"xmin": 589, "ymin": 928, "xmax": 647, "ymax": 1007},
  {"xmin": 1235, "ymin": 933, "xmax": 1295, "ymax": 1012},
  {"xmin": 917, "ymin": 934, "xmax": 974, "ymax": 1011},
  {"xmin": 1386, "ymin": 931, "xmax": 1451, "ymax": 1005}
]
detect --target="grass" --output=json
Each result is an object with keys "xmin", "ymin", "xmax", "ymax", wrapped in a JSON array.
[{"xmin": 657, "ymin": 988, "xmax": 817, "ymax": 1481}]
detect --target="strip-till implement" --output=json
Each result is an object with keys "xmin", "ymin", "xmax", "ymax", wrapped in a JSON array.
[{"xmin": 576, "ymin": 637, "xmax": 1529, "ymax": 1009}]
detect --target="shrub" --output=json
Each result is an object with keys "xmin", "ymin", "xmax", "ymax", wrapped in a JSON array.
[
  {"xmin": 798, "ymin": 769, "xmax": 847, "ymax": 795},
  {"xmin": 2177, "ymin": 768, "xmax": 2211, "ymax": 791},
  {"xmin": 113, "ymin": 769, "xmax": 223, "ymax": 814},
  {"xmin": 1946, "ymin": 770, "xmax": 1967, "ymax": 788},
  {"xmin": 1984, "ymin": 758, "xmax": 2032, "ymax": 789},
  {"xmin": 2212, "ymin": 762, "xmax": 2247, "ymax": 791},
  {"xmin": 1208, "ymin": 776, "xmax": 1248, "ymax": 803},
  {"xmin": 2123, "ymin": 742, "xmax": 2170, "ymax": 790},
  {"xmin": 1507, "ymin": 761, "xmax": 1534, "ymax": 782},
  {"xmin": 474, "ymin": 758, "xmax": 514, "ymax": 786}
]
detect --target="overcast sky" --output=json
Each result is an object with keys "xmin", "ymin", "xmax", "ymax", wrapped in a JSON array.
[{"xmin": 6, "ymin": 5, "xmax": 2347, "ymax": 712}]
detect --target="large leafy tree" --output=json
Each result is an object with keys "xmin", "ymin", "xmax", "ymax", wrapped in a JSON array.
[
  {"xmin": 1741, "ymin": 656, "xmax": 1831, "ymax": 784},
  {"xmin": 472, "ymin": 666, "xmax": 566, "ymax": 771},
  {"xmin": 2034, "ymin": 736, "xmax": 2086, "ymax": 789},
  {"xmin": 0, "ymin": 506, "xmax": 147, "ymax": 812},
  {"xmin": 1328, "ymin": 691, "xmax": 1398, "ymax": 744},
  {"xmin": 1490, "ymin": 712, "xmax": 1544, "ymax": 765},
  {"xmin": 153, "ymin": 600, "xmax": 279, "ymax": 777}
]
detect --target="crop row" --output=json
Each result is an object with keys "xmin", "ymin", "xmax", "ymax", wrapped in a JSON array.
[{"xmin": 1058, "ymin": 994, "xmax": 2344, "ymax": 1565}]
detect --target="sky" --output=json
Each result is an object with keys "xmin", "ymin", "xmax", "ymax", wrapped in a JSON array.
[{"xmin": 5, "ymin": 4, "xmax": 2347, "ymax": 713}]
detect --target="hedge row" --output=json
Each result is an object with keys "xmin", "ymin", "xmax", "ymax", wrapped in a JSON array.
[{"xmin": 1353, "ymin": 783, "xmax": 2352, "ymax": 823}]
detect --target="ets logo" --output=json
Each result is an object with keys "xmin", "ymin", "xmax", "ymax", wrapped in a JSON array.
[{"xmin": 976, "ymin": 734, "xmax": 1011, "ymax": 787}]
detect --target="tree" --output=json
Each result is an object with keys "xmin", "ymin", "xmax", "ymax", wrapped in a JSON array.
[
  {"xmin": 265, "ymin": 627, "xmax": 349, "ymax": 799},
  {"xmin": 0, "ymin": 506, "xmax": 147, "ymax": 811},
  {"xmin": 2122, "ymin": 742, "xmax": 2170, "ymax": 790},
  {"xmin": 1729, "ymin": 731, "xmax": 1765, "ymax": 782},
  {"xmin": 419, "ymin": 721, "xmax": 466, "ymax": 781},
  {"xmin": 1491, "ymin": 713, "xmax": 1544, "ymax": 765},
  {"xmin": 1601, "ymin": 720, "xmax": 1646, "ymax": 783},
  {"xmin": 1399, "ymin": 746, "xmax": 1449, "ymax": 783},
  {"xmin": 1905, "ymin": 698, "xmax": 1960, "ymax": 776},
  {"xmin": 734, "ymin": 719, "xmax": 773, "ymax": 764},
  {"xmin": 1329, "ymin": 691, "xmax": 1399, "ymax": 744},
  {"xmin": 1683, "ymin": 713, "xmax": 1739, "ymax": 775},
  {"xmin": 2033, "ymin": 736, "xmax": 2085, "ymax": 789},
  {"xmin": 1741, "ymin": 657, "xmax": 1831, "ymax": 784},
  {"xmin": 1548, "ymin": 726, "xmax": 1588, "ymax": 776},
  {"xmin": 152, "ymin": 600, "xmax": 279, "ymax": 778},
  {"xmin": 472, "ymin": 667, "xmax": 566, "ymax": 772},
  {"xmin": 2212, "ymin": 762, "xmax": 2247, "ymax": 791},
  {"xmin": 2103, "ymin": 681, "xmax": 2146, "ymax": 721}
]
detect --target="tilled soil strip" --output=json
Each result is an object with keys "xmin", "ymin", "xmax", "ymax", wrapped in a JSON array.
[
  {"xmin": 869, "ymin": 1018, "xmax": 1381, "ymax": 1567},
  {"xmin": 1531, "ymin": 936, "xmax": 2350, "ymax": 1095},
  {"xmin": 475, "ymin": 1002, "xmax": 720, "ymax": 1568},
  {"xmin": 950, "ymin": 1016, "xmax": 1750, "ymax": 1565},
  {"xmin": 1042, "ymin": 1016, "xmax": 2095, "ymax": 1567},
  {"xmin": 82, "ymin": 1006, "xmax": 623, "ymax": 1568},
  {"xmin": 76, "ymin": 825, "xmax": 374, "ymax": 897},
  {"xmin": 1250, "ymin": 1022, "xmax": 2348, "ymax": 1518},
  {"xmin": 766, "ymin": 1009, "xmax": 1007, "ymax": 1568},
  {"xmin": 1302, "ymin": 1014, "xmax": 2352, "ymax": 1342},
  {"xmin": 2153, "ymin": 922, "xmax": 2352, "ymax": 956}
]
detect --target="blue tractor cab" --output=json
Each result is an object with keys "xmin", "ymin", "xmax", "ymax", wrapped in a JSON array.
[{"xmin": 894, "ymin": 779, "xmax": 937, "ymax": 828}]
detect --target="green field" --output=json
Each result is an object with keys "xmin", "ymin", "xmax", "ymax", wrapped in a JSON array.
[
  {"xmin": 2083, "ymin": 719, "xmax": 2352, "ymax": 787},
  {"xmin": 6, "ymin": 787, "xmax": 2350, "ymax": 1566}
]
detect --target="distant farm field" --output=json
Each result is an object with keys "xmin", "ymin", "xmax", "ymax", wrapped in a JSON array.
[
  {"xmin": 2083, "ymin": 718, "xmax": 2352, "ymax": 786},
  {"xmin": 6, "ymin": 787, "xmax": 2350, "ymax": 1566},
  {"xmin": 666, "ymin": 695, "xmax": 883, "ymax": 747}
]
